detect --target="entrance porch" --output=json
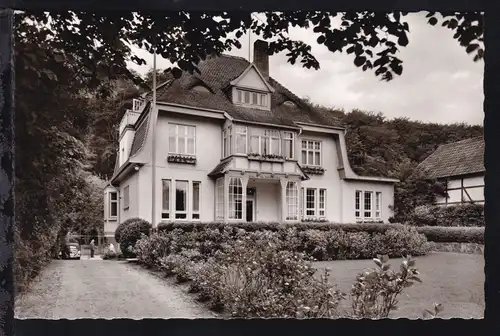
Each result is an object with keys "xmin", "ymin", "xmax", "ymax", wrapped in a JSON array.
[{"xmin": 214, "ymin": 172, "xmax": 302, "ymax": 223}]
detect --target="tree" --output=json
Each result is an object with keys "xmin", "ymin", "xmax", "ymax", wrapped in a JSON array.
[{"xmin": 17, "ymin": 11, "xmax": 483, "ymax": 93}]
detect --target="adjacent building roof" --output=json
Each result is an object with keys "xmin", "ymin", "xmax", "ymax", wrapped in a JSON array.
[
  {"xmin": 144, "ymin": 54, "xmax": 344, "ymax": 129},
  {"xmin": 416, "ymin": 137, "xmax": 484, "ymax": 179}
]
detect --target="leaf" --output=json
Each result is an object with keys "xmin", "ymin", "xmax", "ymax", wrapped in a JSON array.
[
  {"xmin": 428, "ymin": 17, "xmax": 438, "ymax": 26},
  {"xmin": 382, "ymin": 263, "xmax": 391, "ymax": 271},
  {"xmin": 171, "ymin": 67, "xmax": 183, "ymax": 79},
  {"xmin": 380, "ymin": 255, "xmax": 389, "ymax": 263},
  {"xmin": 354, "ymin": 56, "xmax": 366, "ymax": 67},
  {"xmin": 397, "ymin": 34, "xmax": 409, "ymax": 47},
  {"xmin": 423, "ymin": 309, "xmax": 433, "ymax": 318},
  {"xmin": 465, "ymin": 43, "xmax": 480, "ymax": 54},
  {"xmin": 373, "ymin": 258, "xmax": 382, "ymax": 267},
  {"xmin": 434, "ymin": 303, "xmax": 444, "ymax": 313},
  {"xmin": 317, "ymin": 35, "xmax": 326, "ymax": 44},
  {"xmin": 410, "ymin": 276, "xmax": 422, "ymax": 283}
]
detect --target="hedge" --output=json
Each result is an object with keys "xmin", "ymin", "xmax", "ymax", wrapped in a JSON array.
[
  {"xmin": 410, "ymin": 203, "xmax": 484, "ymax": 227},
  {"xmin": 155, "ymin": 221, "xmax": 484, "ymax": 244}
]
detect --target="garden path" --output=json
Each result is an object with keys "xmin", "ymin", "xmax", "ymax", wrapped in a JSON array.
[{"xmin": 15, "ymin": 259, "xmax": 215, "ymax": 319}]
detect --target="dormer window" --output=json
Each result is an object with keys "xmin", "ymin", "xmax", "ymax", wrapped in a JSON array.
[
  {"xmin": 235, "ymin": 89, "xmax": 269, "ymax": 108},
  {"xmin": 192, "ymin": 85, "xmax": 211, "ymax": 93},
  {"xmin": 283, "ymin": 100, "xmax": 297, "ymax": 107}
]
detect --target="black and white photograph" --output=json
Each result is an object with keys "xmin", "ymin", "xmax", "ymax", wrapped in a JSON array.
[{"xmin": 10, "ymin": 10, "xmax": 484, "ymax": 320}]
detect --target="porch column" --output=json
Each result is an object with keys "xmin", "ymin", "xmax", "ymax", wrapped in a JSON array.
[
  {"xmin": 280, "ymin": 178, "xmax": 288, "ymax": 222},
  {"xmin": 296, "ymin": 179, "xmax": 303, "ymax": 222},
  {"xmin": 241, "ymin": 175, "xmax": 249, "ymax": 222}
]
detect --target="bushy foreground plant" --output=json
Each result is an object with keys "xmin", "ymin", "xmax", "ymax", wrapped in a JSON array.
[{"xmin": 190, "ymin": 232, "xmax": 345, "ymax": 318}]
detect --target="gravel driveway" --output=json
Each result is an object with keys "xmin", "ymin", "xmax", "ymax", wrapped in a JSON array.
[{"xmin": 15, "ymin": 259, "xmax": 215, "ymax": 319}]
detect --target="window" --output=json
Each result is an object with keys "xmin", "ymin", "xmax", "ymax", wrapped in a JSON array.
[
  {"xmin": 283, "ymin": 132, "xmax": 294, "ymax": 159},
  {"xmin": 169, "ymin": 123, "xmax": 196, "ymax": 155},
  {"xmin": 222, "ymin": 128, "xmax": 228, "ymax": 157},
  {"xmin": 301, "ymin": 140, "xmax": 321, "ymax": 166},
  {"xmin": 375, "ymin": 192, "xmax": 382, "ymax": 219},
  {"xmin": 305, "ymin": 188, "xmax": 316, "ymax": 218},
  {"xmin": 223, "ymin": 126, "xmax": 232, "ymax": 157},
  {"xmin": 162, "ymin": 180, "xmax": 171, "ymax": 219},
  {"xmin": 286, "ymin": 182, "xmax": 299, "ymax": 220},
  {"xmin": 355, "ymin": 190, "xmax": 381, "ymax": 222},
  {"xmin": 235, "ymin": 89, "xmax": 269, "ymax": 107},
  {"xmin": 123, "ymin": 186, "xmax": 130, "ymax": 210},
  {"xmin": 109, "ymin": 192, "xmax": 118, "ymax": 218},
  {"xmin": 192, "ymin": 181, "xmax": 200, "ymax": 220},
  {"xmin": 249, "ymin": 128, "xmax": 281, "ymax": 156},
  {"xmin": 319, "ymin": 189, "xmax": 326, "ymax": 218},
  {"xmin": 215, "ymin": 178, "xmax": 224, "ymax": 220},
  {"xmin": 175, "ymin": 180, "xmax": 188, "ymax": 219},
  {"xmin": 364, "ymin": 192, "xmax": 372, "ymax": 218},
  {"xmin": 355, "ymin": 191, "xmax": 361, "ymax": 219},
  {"xmin": 300, "ymin": 187, "xmax": 327, "ymax": 220},
  {"xmin": 235, "ymin": 126, "xmax": 248, "ymax": 154},
  {"xmin": 228, "ymin": 177, "xmax": 243, "ymax": 220}
]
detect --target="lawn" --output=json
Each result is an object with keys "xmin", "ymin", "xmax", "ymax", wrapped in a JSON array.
[{"xmin": 314, "ymin": 252, "xmax": 484, "ymax": 319}]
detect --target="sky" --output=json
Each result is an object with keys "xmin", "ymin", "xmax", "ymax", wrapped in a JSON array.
[{"xmin": 126, "ymin": 12, "xmax": 484, "ymax": 126}]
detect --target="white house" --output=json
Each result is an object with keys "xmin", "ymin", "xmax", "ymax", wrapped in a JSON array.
[
  {"xmin": 103, "ymin": 40, "xmax": 398, "ymax": 248},
  {"xmin": 416, "ymin": 137, "xmax": 484, "ymax": 206}
]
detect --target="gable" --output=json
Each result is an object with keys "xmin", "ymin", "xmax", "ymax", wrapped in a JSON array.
[{"xmin": 234, "ymin": 66, "xmax": 270, "ymax": 91}]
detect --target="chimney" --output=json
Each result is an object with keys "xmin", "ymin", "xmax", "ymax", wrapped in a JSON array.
[{"xmin": 253, "ymin": 40, "xmax": 269, "ymax": 80}]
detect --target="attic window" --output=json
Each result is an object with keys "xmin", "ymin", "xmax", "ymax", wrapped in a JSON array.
[
  {"xmin": 191, "ymin": 85, "xmax": 211, "ymax": 93},
  {"xmin": 283, "ymin": 100, "xmax": 296, "ymax": 107},
  {"xmin": 235, "ymin": 89, "xmax": 268, "ymax": 108}
]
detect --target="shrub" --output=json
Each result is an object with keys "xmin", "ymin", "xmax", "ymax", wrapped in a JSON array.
[
  {"xmin": 118, "ymin": 218, "xmax": 152, "ymax": 258},
  {"xmin": 369, "ymin": 226, "xmax": 430, "ymax": 257},
  {"xmin": 101, "ymin": 251, "xmax": 124, "ymax": 260},
  {"xmin": 351, "ymin": 255, "xmax": 423, "ymax": 318},
  {"xmin": 410, "ymin": 203, "xmax": 484, "ymax": 227},
  {"xmin": 115, "ymin": 217, "xmax": 144, "ymax": 243},
  {"xmin": 416, "ymin": 226, "xmax": 483, "ymax": 243},
  {"xmin": 190, "ymin": 233, "xmax": 345, "ymax": 317},
  {"xmin": 134, "ymin": 233, "xmax": 172, "ymax": 267}
]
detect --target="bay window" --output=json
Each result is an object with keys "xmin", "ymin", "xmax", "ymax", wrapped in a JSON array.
[
  {"xmin": 319, "ymin": 188, "xmax": 326, "ymax": 217},
  {"xmin": 250, "ymin": 129, "xmax": 281, "ymax": 156},
  {"xmin": 301, "ymin": 140, "xmax": 321, "ymax": 166},
  {"xmin": 375, "ymin": 192, "xmax": 382, "ymax": 219},
  {"xmin": 286, "ymin": 181, "xmax": 299, "ymax": 220},
  {"xmin": 228, "ymin": 177, "xmax": 243, "ymax": 220},
  {"xmin": 169, "ymin": 123, "xmax": 196, "ymax": 155}
]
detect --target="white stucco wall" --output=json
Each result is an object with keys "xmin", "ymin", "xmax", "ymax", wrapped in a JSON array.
[
  {"xmin": 436, "ymin": 174, "xmax": 485, "ymax": 205},
  {"xmin": 341, "ymin": 181, "xmax": 395, "ymax": 223},
  {"xmin": 298, "ymin": 131, "xmax": 343, "ymax": 222}
]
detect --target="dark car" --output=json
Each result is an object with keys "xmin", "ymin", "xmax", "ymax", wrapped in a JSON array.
[{"xmin": 60, "ymin": 242, "xmax": 81, "ymax": 260}]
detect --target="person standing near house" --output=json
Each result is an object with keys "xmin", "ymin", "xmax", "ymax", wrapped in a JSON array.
[{"xmin": 90, "ymin": 239, "xmax": 95, "ymax": 258}]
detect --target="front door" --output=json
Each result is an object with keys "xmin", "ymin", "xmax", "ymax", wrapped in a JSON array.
[{"xmin": 246, "ymin": 199, "xmax": 254, "ymax": 222}]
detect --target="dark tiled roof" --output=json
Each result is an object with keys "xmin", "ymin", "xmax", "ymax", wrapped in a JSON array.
[
  {"xmin": 416, "ymin": 137, "xmax": 484, "ymax": 179},
  {"xmin": 130, "ymin": 113, "xmax": 150, "ymax": 157},
  {"xmin": 208, "ymin": 157, "xmax": 233, "ymax": 178},
  {"xmin": 146, "ymin": 55, "xmax": 343, "ymax": 129}
]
